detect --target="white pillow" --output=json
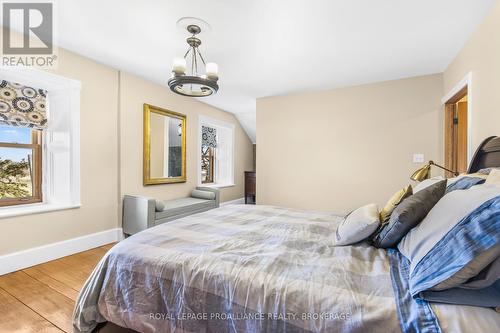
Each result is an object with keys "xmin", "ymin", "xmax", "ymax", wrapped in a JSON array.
[
  {"xmin": 398, "ymin": 184, "xmax": 500, "ymax": 272},
  {"xmin": 486, "ymin": 168, "xmax": 500, "ymax": 185},
  {"xmin": 155, "ymin": 200, "xmax": 165, "ymax": 211},
  {"xmin": 335, "ymin": 203, "xmax": 380, "ymax": 246}
]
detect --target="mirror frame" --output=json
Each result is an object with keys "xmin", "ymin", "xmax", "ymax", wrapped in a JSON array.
[{"xmin": 143, "ymin": 103, "xmax": 187, "ymax": 185}]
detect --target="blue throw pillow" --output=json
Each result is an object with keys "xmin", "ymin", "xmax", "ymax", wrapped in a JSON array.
[{"xmin": 446, "ymin": 176, "xmax": 485, "ymax": 193}]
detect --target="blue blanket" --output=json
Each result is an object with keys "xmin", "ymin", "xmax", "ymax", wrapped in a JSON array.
[
  {"xmin": 410, "ymin": 196, "xmax": 500, "ymax": 304},
  {"xmin": 388, "ymin": 249, "xmax": 442, "ymax": 333}
]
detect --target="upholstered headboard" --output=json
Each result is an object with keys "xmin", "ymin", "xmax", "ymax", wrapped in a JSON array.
[{"xmin": 468, "ymin": 136, "xmax": 500, "ymax": 173}]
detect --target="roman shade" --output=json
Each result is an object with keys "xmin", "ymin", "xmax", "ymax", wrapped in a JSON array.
[
  {"xmin": 202, "ymin": 125, "xmax": 217, "ymax": 148},
  {"xmin": 0, "ymin": 79, "xmax": 47, "ymax": 129}
]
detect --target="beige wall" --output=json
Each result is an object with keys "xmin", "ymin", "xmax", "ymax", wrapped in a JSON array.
[
  {"xmin": 443, "ymin": 0, "xmax": 500, "ymax": 150},
  {"xmin": 0, "ymin": 48, "xmax": 120, "ymax": 255},
  {"xmin": 2, "ymin": 0, "xmax": 496, "ymax": 255},
  {"xmin": 256, "ymin": 74, "xmax": 444, "ymax": 212},
  {"xmin": 0, "ymin": 50, "xmax": 253, "ymax": 256},
  {"xmin": 119, "ymin": 72, "xmax": 253, "ymax": 205}
]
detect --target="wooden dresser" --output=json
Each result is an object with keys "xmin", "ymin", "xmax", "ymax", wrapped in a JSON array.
[{"xmin": 244, "ymin": 171, "xmax": 256, "ymax": 204}]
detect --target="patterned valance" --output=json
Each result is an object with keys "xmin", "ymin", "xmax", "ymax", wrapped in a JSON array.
[
  {"xmin": 202, "ymin": 126, "xmax": 217, "ymax": 148},
  {"xmin": 0, "ymin": 80, "xmax": 47, "ymax": 129}
]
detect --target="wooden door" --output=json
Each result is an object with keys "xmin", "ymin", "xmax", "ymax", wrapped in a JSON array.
[
  {"xmin": 456, "ymin": 101, "xmax": 468, "ymax": 173},
  {"xmin": 444, "ymin": 103, "xmax": 456, "ymax": 177},
  {"xmin": 444, "ymin": 90, "xmax": 468, "ymax": 176}
]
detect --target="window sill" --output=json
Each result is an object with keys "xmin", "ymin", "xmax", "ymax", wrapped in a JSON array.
[
  {"xmin": 199, "ymin": 183, "xmax": 235, "ymax": 189},
  {"xmin": 0, "ymin": 202, "xmax": 81, "ymax": 219}
]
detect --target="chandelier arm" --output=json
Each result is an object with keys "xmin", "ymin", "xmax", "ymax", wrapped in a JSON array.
[
  {"xmin": 183, "ymin": 47, "xmax": 191, "ymax": 59},
  {"xmin": 191, "ymin": 47, "xmax": 196, "ymax": 74},
  {"xmin": 190, "ymin": 47, "xmax": 196, "ymax": 89},
  {"xmin": 194, "ymin": 47, "xmax": 199, "ymax": 76},
  {"xmin": 196, "ymin": 48, "xmax": 206, "ymax": 65}
]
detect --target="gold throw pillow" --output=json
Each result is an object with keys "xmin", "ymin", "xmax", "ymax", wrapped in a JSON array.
[{"xmin": 379, "ymin": 185, "xmax": 413, "ymax": 223}]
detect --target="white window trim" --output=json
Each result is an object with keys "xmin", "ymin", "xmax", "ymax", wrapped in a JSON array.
[
  {"xmin": 441, "ymin": 72, "xmax": 473, "ymax": 164},
  {"xmin": 198, "ymin": 115, "xmax": 235, "ymax": 188},
  {"xmin": 0, "ymin": 66, "xmax": 81, "ymax": 219}
]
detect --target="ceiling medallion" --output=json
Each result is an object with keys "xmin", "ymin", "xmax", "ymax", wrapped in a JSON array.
[{"xmin": 168, "ymin": 24, "xmax": 219, "ymax": 97}]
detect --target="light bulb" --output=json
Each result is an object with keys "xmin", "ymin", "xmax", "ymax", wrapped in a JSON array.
[
  {"xmin": 205, "ymin": 62, "xmax": 218, "ymax": 80},
  {"xmin": 172, "ymin": 57, "xmax": 186, "ymax": 75}
]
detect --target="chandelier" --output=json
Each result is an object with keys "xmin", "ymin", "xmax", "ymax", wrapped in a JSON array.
[{"xmin": 168, "ymin": 24, "xmax": 219, "ymax": 97}]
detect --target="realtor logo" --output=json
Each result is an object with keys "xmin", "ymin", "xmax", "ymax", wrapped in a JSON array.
[
  {"xmin": 1, "ymin": 1, "xmax": 56, "ymax": 67},
  {"xmin": 2, "ymin": 2, "xmax": 53, "ymax": 54}
]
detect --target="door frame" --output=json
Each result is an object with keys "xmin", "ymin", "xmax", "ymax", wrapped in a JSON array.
[{"xmin": 441, "ymin": 72, "xmax": 473, "ymax": 165}]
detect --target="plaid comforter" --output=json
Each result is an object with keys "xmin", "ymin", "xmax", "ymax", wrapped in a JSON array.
[{"xmin": 73, "ymin": 205, "xmax": 399, "ymax": 333}]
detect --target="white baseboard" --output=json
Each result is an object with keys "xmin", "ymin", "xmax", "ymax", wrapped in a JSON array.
[
  {"xmin": 0, "ymin": 228, "xmax": 123, "ymax": 276},
  {"xmin": 221, "ymin": 197, "xmax": 245, "ymax": 206}
]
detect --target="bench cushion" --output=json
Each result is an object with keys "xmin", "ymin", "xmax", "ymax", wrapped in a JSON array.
[
  {"xmin": 191, "ymin": 189, "xmax": 216, "ymax": 200},
  {"xmin": 155, "ymin": 197, "xmax": 215, "ymax": 220}
]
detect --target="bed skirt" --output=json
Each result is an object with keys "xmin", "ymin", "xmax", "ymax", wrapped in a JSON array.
[{"xmin": 94, "ymin": 322, "xmax": 138, "ymax": 333}]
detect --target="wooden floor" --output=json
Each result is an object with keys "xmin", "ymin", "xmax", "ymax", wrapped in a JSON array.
[{"xmin": 0, "ymin": 243, "xmax": 115, "ymax": 333}]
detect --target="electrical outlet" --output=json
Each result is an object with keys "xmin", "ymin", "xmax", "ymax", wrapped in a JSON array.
[{"xmin": 413, "ymin": 154, "xmax": 425, "ymax": 163}]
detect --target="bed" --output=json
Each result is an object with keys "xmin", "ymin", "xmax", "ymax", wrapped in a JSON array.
[{"xmin": 73, "ymin": 137, "xmax": 500, "ymax": 333}]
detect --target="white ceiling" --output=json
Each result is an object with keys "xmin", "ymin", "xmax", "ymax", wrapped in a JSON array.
[{"xmin": 46, "ymin": 1, "xmax": 498, "ymax": 141}]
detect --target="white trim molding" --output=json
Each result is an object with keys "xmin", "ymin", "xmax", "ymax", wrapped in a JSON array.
[
  {"xmin": 202, "ymin": 183, "xmax": 235, "ymax": 189},
  {"xmin": 441, "ymin": 72, "xmax": 473, "ymax": 164},
  {"xmin": 0, "ymin": 228, "xmax": 123, "ymax": 275},
  {"xmin": 221, "ymin": 197, "xmax": 245, "ymax": 206},
  {"xmin": 0, "ymin": 203, "xmax": 80, "ymax": 219},
  {"xmin": 197, "ymin": 115, "xmax": 235, "ymax": 188}
]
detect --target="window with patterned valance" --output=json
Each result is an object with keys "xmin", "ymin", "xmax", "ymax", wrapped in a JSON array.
[
  {"xmin": 0, "ymin": 79, "xmax": 47, "ymax": 207},
  {"xmin": 201, "ymin": 125, "xmax": 217, "ymax": 183},
  {"xmin": 0, "ymin": 69, "xmax": 80, "ymax": 213},
  {"xmin": 202, "ymin": 125, "xmax": 217, "ymax": 148},
  {"xmin": 199, "ymin": 117, "xmax": 234, "ymax": 186},
  {"xmin": 0, "ymin": 80, "xmax": 48, "ymax": 129}
]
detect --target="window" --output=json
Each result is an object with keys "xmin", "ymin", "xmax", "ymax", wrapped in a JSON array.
[
  {"xmin": 0, "ymin": 66, "xmax": 81, "ymax": 218},
  {"xmin": 0, "ymin": 125, "xmax": 42, "ymax": 206},
  {"xmin": 201, "ymin": 145, "xmax": 215, "ymax": 183},
  {"xmin": 198, "ymin": 116, "xmax": 234, "ymax": 187}
]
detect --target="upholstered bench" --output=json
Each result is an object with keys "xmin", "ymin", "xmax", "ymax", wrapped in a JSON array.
[{"xmin": 122, "ymin": 187, "xmax": 219, "ymax": 236}]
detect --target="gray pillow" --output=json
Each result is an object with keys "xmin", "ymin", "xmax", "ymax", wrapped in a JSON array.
[
  {"xmin": 372, "ymin": 180, "xmax": 446, "ymax": 248},
  {"xmin": 478, "ymin": 167, "xmax": 500, "ymax": 175},
  {"xmin": 191, "ymin": 189, "xmax": 216, "ymax": 200}
]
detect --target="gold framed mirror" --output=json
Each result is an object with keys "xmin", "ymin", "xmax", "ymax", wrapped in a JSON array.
[{"xmin": 143, "ymin": 104, "xmax": 186, "ymax": 185}]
